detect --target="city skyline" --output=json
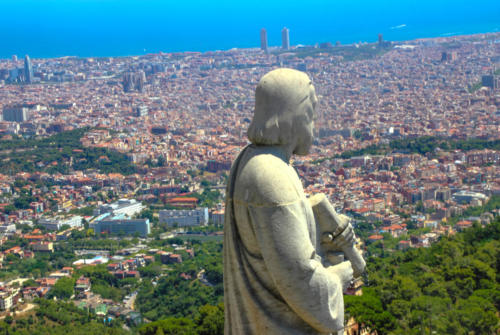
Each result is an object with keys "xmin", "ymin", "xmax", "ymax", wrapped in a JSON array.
[{"xmin": 0, "ymin": 0, "xmax": 499, "ymax": 58}]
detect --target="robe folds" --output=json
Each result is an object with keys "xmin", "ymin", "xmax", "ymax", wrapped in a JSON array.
[{"xmin": 224, "ymin": 145, "xmax": 345, "ymax": 335}]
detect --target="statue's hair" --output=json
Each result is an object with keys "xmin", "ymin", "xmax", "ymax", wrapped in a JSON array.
[{"xmin": 248, "ymin": 68, "xmax": 312, "ymax": 145}]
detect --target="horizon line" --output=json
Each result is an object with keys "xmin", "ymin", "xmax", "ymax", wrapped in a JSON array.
[{"xmin": 1, "ymin": 30, "xmax": 499, "ymax": 61}]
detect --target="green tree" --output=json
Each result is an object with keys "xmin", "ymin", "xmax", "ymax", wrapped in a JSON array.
[
  {"xmin": 139, "ymin": 317, "xmax": 196, "ymax": 335},
  {"xmin": 196, "ymin": 303, "xmax": 224, "ymax": 335},
  {"xmin": 47, "ymin": 277, "xmax": 75, "ymax": 300}
]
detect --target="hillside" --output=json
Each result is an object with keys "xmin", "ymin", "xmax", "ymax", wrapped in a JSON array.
[
  {"xmin": 346, "ymin": 217, "xmax": 500, "ymax": 334},
  {"xmin": 0, "ymin": 128, "xmax": 136, "ymax": 175}
]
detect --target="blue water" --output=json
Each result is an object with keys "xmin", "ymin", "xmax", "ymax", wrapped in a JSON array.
[{"xmin": 1, "ymin": 0, "xmax": 499, "ymax": 58}]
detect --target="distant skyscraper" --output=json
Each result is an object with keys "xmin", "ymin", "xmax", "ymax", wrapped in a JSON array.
[
  {"xmin": 482, "ymin": 75, "xmax": 498, "ymax": 89},
  {"xmin": 441, "ymin": 52, "xmax": 448, "ymax": 62},
  {"xmin": 7, "ymin": 68, "xmax": 19, "ymax": 83},
  {"xmin": 441, "ymin": 51, "xmax": 457, "ymax": 62},
  {"xmin": 281, "ymin": 27, "xmax": 290, "ymax": 50},
  {"xmin": 12, "ymin": 55, "xmax": 17, "ymax": 63},
  {"xmin": 122, "ymin": 73, "xmax": 134, "ymax": 92},
  {"xmin": 3, "ymin": 106, "xmax": 30, "ymax": 122},
  {"xmin": 24, "ymin": 55, "xmax": 33, "ymax": 84},
  {"xmin": 260, "ymin": 28, "xmax": 268, "ymax": 51},
  {"xmin": 122, "ymin": 70, "xmax": 146, "ymax": 93},
  {"xmin": 137, "ymin": 70, "xmax": 146, "ymax": 91},
  {"xmin": 378, "ymin": 34, "xmax": 383, "ymax": 46}
]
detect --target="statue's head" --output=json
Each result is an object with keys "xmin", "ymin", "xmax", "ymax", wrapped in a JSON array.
[{"xmin": 248, "ymin": 68, "xmax": 317, "ymax": 156}]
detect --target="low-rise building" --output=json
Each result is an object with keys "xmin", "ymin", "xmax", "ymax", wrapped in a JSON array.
[
  {"xmin": 455, "ymin": 220, "xmax": 473, "ymax": 232},
  {"xmin": 452, "ymin": 190, "xmax": 488, "ymax": 205},
  {"xmin": 210, "ymin": 210, "xmax": 225, "ymax": 225},
  {"xmin": 91, "ymin": 218, "xmax": 150, "ymax": 237},
  {"xmin": 94, "ymin": 199, "xmax": 144, "ymax": 217},
  {"xmin": 0, "ymin": 288, "xmax": 19, "ymax": 310},
  {"xmin": 39, "ymin": 215, "xmax": 82, "ymax": 231},
  {"xmin": 75, "ymin": 276, "xmax": 91, "ymax": 294},
  {"xmin": 0, "ymin": 224, "xmax": 16, "ymax": 234},
  {"xmin": 31, "ymin": 241, "xmax": 54, "ymax": 252},
  {"xmin": 161, "ymin": 253, "xmax": 182, "ymax": 264},
  {"xmin": 0, "ymin": 291, "xmax": 14, "ymax": 310},
  {"xmin": 159, "ymin": 208, "xmax": 208, "ymax": 227}
]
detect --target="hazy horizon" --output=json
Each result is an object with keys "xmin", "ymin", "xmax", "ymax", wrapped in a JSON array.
[{"xmin": 1, "ymin": 0, "xmax": 499, "ymax": 58}]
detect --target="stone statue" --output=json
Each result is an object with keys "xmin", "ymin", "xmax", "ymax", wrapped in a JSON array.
[{"xmin": 224, "ymin": 68, "xmax": 363, "ymax": 334}]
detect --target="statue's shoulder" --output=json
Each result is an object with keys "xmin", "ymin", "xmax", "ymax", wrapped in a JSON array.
[{"xmin": 233, "ymin": 148, "xmax": 300, "ymax": 206}]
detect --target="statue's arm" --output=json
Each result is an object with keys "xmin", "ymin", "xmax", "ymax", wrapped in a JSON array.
[{"xmin": 248, "ymin": 201, "xmax": 350, "ymax": 333}]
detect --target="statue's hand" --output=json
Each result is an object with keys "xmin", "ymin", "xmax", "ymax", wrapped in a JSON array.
[
  {"xmin": 322, "ymin": 223, "xmax": 366, "ymax": 278},
  {"xmin": 330, "ymin": 223, "xmax": 355, "ymax": 249},
  {"xmin": 328, "ymin": 261, "xmax": 353, "ymax": 290}
]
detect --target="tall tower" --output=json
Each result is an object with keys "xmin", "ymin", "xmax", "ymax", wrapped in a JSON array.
[
  {"xmin": 281, "ymin": 27, "xmax": 290, "ymax": 50},
  {"xmin": 24, "ymin": 55, "xmax": 33, "ymax": 84},
  {"xmin": 260, "ymin": 28, "xmax": 268, "ymax": 52},
  {"xmin": 378, "ymin": 34, "xmax": 383, "ymax": 47}
]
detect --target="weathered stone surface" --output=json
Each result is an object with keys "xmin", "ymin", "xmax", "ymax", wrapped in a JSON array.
[{"xmin": 224, "ymin": 68, "xmax": 356, "ymax": 334}]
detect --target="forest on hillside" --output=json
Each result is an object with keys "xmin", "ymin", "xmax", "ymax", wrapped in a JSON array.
[
  {"xmin": 346, "ymin": 217, "xmax": 500, "ymax": 334},
  {"xmin": 336, "ymin": 136, "xmax": 500, "ymax": 159},
  {"xmin": 138, "ymin": 218, "xmax": 500, "ymax": 334},
  {"xmin": 0, "ymin": 128, "xmax": 136, "ymax": 175}
]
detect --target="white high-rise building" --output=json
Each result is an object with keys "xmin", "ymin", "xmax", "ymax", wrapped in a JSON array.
[
  {"xmin": 260, "ymin": 28, "xmax": 268, "ymax": 51},
  {"xmin": 281, "ymin": 27, "xmax": 290, "ymax": 50}
]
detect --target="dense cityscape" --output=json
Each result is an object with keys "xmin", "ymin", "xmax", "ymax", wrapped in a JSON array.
[{"xmin": 0, "ymin": 30, "xmax": 498, "ymax": 334}]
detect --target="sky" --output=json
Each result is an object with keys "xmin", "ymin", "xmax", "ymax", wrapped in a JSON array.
[{"xmin": 1, "ymin": 0, "xmax": 499, "ymax": 58}]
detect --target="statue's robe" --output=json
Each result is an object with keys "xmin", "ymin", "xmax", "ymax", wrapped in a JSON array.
[{"xmin": 224, "ymin": 145, "xmax": 344, "ymax": 334}]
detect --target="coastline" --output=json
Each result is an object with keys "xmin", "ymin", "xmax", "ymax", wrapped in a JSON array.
[{"xmin": 1, "ymin": 29, "xmax": 499, "ymax": 61}]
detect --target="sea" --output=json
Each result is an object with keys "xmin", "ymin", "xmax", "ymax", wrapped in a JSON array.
[{"xmin": 1, "ymin": 0, "xmax": 499, "ymax": 59}]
